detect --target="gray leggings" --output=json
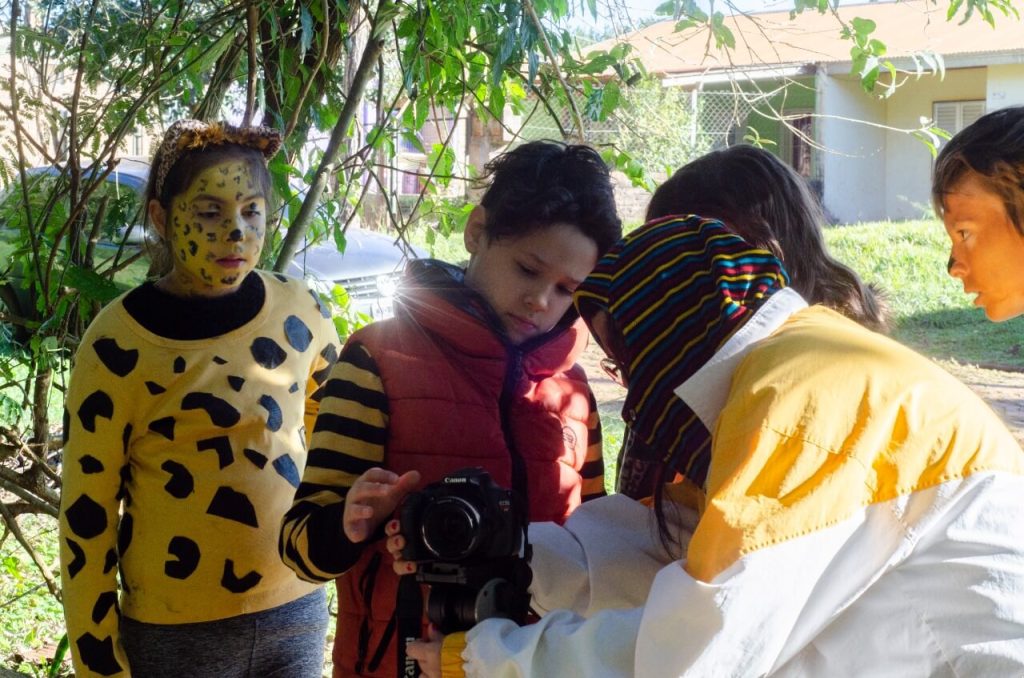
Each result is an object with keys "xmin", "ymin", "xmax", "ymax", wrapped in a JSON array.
[{"xmin": 121, "ymin": 588, "xmax": 329, "ymax": 678}]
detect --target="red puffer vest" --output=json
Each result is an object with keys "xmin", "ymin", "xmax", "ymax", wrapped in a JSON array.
[{"xmin": 332, "ymin": 260, "xmax": 594, "ymax": 677}]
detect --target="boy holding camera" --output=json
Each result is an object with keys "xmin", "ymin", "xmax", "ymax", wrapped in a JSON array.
[{"xmin": 279, "ymin": 140, "xmax": 623, "ymax": 678}]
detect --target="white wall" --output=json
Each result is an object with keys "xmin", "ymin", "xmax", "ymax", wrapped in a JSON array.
[
  {"xmin": 818, "ymin": 75, "xmax": 887, "ymax": 223},
  {"xmin": 883, "ymin": 67, "xmax": 986, "ymax": 221},
  {"xmin": 987, "ymin": 64, "xmax": 1024, "ymax": 109}
]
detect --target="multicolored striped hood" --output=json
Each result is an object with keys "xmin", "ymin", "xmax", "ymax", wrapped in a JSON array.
[{"xmin": 574, "ymin": 215, "xmax": 789, "ymax": 492}]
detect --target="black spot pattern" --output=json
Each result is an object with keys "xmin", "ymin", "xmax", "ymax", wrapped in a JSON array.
[
  {"xmin": 122, "ymin": 424, "xmax": 132, "ymax": 455},
  {"xmin": 181, "ymin": 392, "xmax": 241, "ymax": 427},
  {"xmin": 213, "ymin": 356, "xmax": 228, "ymax": 365},
  {"xmin": 79, "ymin": 455, "xmax": 104, "ymax": 474},
  {"xmin": 118, "ymin": 512, "xmax": 134, "ymax": 555},
  {"xmin": 66, "ymin": 538, "xmax": 86, "ymax": 578},
  {"xmin": 145, "ymin": 381, "xmax": 166, "ymax": 395},
  {"xmin": 243, "ymin": 449, "xmax": 268, "ymax": 468},
  {"xmin": 63, "ymin": 409, "xmax": 70, "ymax": 445},
  {"xmin": 289, "ymin": 382, "xmax": 299, "ymax": 393},
  {"xmin": 275, "ymin": 273, "xmax": 289, "ymax": 283},
  {"xmin": 77, "ymin": 391, "xmax": 114, "ymax": 433},
  {"xmin": 65, "ymin": 495, "xmax": 107, "ymax": 539},
  {"xmin": 116, "ymin": 464, "xmax": 133, "ymax": 505},
  {"xmin": 103, "ymin": 549, "xmax": 117, "ymax": 574},
  {"xmin": 91, "ymin": 591, "xmax": 118, "ymax": 624},
  {"xmin": 228, "ymin": 375, "xmax": 245, "ymax": 392},
  {"xmin": 76, "ymin": 632, "xmax": 123, "ymax": 676},
  {"xmin": 161, "ymin": 460, "xmax": 194, "ymax": 498},
  {"xmin": 148, "ymin": 416, "xmax": 176, "ymax": 440},
  {"xmin": 272, "ymin": 454, "xmax": 301, "ymax": 488},
  {"xmin": 221, "ymin": 559, "xmax": 262, "ymax": 593},
  {"xmin": 197, "ymin": 436, "xmax": 234, "ymax": 469},
  {"xmin": 92, "ymin": 338, "xmax": 139, "ymax": 377},
  {"xmin": 313, "ymin": 344, "xmax": 339, "ymax": 384},
  {"xmin": 259, "ymin": 394, "xmax": 282, "ymax": 431},
  {"xmin": 207, "ymin": 487, "xmax": 258, "ymax": 527},
  {"xmin": 165, "ymin": 536, "xmax": 200, "ymax": 579},
  {"xmin": 283, "ymin": 315, "xmax": 312, "ymax": 352},
  {"xmin": 173, "ymin": 356, "xmax": 186, "ymax": 373},
  {"xmin": 250, "ymin": 337, "xmax": 287, "ymax": 369}
]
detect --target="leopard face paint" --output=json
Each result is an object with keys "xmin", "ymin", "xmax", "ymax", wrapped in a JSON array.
[{"xmin": 159, "ymin": 160, "xmax": 266, "ymax": 297}]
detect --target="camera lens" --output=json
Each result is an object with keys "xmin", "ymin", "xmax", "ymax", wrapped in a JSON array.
[
  {"xmin": 420, "ymin": 496, "xmax": 482, "ymax": 561},
  {"xmin": 427, "ymin": 585, "xmax": 480, "ymax": 634}
]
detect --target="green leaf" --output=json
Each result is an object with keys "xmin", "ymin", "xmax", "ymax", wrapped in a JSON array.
[
  {"xmin": 600, "ymin": 81, "xmax": 621, "ymax": 120},
  {"xmin": 65, "ymin": 265, "xmax": 122, "ymax": 303}
]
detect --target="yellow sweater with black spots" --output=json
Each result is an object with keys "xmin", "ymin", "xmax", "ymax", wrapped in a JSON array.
[{"xmin": 59, "ymin": 271, "xmax": 340, "ymax": 677}]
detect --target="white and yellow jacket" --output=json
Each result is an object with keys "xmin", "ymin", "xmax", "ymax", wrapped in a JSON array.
[{"xmin": 447, "ymin": 291, "xmax": 1024, "ymax": 677}]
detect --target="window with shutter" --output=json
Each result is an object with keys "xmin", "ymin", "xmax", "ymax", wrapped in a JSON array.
[{"xmin": 933, "ymin": 100, "xmax": 986, "ymax": 148}]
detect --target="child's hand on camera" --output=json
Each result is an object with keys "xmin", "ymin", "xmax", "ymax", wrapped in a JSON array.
[
  {"xmin": 343, "ymin": 468, "xmax": 421, "ymax": 543},
  {"xmin": 385, "ymin": 519, "xmax": 418, "ymax": 576},
  {"xmin": 406, "ymin": 625, "xmax": 444, "ymax": 678}
]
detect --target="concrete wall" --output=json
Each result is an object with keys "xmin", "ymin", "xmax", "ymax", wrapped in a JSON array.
[
  {"xmin": 987, "ymin": 64, "xmax": 1024, "ymax": 109},
  {"xmin": 883, "ymin": 67, "xmax": 986, "ymax": 221},
  {"xmin": 817, "ymin": 74, "xmax": 888, "ymax": 223}
]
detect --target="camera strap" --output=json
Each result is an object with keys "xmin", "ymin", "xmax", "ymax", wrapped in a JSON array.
[{"xmin": 394, "ymin": 574, "xmax": 425, "ymax": 678}]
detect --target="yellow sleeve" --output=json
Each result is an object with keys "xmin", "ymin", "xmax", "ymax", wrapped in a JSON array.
[
  {"xmin": 60, "ymin": 332, "xmax": 133, "ymax": 677},
  {"xmin": 580, "ymin": 387, "xmax": 607, "ymax": 501},
  {"xmin": 440, "ymin": 632, "xmax": 469, "ymax": 678}
]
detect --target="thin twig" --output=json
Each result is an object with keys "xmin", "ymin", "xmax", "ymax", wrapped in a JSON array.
[
  {"xmin": 0, "ymin": 501, "xmax": 61, "ymax": 600},
  {"xmin": 521, "ymin": 0, "xmax": 585, "ymax": 140}
]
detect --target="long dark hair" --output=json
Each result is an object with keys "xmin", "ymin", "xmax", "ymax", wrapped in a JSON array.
[{"xmin": 646, "ymin": 145, "xmax": 888, "ymax": 333}]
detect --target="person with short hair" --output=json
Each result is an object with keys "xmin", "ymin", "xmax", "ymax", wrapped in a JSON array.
[
  {"xmin": 279, "ymin": 140, "xmax": 623, "ymax": 678},
  {"xmin": 933, "ymin": 105, "xmax": 1024, "ymax": 322}
]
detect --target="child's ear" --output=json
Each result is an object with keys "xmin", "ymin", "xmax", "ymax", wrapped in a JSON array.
[
  {"xmin": 464, "ymin": 206, "xmax": 487, "ymax": 254},
  {"xmin": 148, "ymin": 199, "xmax": 168, "ymax": 240}
]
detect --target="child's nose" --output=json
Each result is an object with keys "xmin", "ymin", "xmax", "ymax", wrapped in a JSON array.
[
  {"xmin": 227, "ymin": 228, "xmax": 243, "ymax": 242},
  {"xmin": 947, "ymin": 252, "xmax": 967, "ymax": 278},
  {"xmin": 524, "ymin": 286, "xmax": 550, "ymax": 312}
]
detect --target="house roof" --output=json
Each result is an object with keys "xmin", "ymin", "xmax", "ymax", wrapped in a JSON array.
[{"xmin": 592, "ymin": 0, "xmax": 1024, "ymax": 78}]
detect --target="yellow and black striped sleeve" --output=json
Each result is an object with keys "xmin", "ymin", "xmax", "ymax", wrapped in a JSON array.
[
  {"xmin": 279, "ymin": 341, "xmax": 388, "ymax": 582},
  {"xmin": 580, "ymin": 388, "xmax": 607, "ymax": 502}
]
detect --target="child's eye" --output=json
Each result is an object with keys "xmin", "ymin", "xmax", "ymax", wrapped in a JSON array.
[
  {"xmin": 244, "ymin": 206, "xmax": 262, "ymax": 218},
  {"xmin": 194, "ymin": 204, "xmax": 220, "ymax": 219},
  {"xmin": 957, "ymin": 229, "xmax": 971, "ymax": 242},
  {"xmin": 517, "ymin": 263, "xmax": 537, "ymax": 277},
  {"xmin": 557, "ymin": 285, "xmax": 575, "ymax": 297}
]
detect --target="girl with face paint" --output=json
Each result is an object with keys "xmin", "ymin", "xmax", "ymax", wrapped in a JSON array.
[{"xmin": 59, "ymin": 120, "xmax": 341, "ymax": 678}]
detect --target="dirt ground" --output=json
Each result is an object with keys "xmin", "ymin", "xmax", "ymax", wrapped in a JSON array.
[{"xmin": 579, "ymin": 344, "xmax": 1024, "ymax": 447}]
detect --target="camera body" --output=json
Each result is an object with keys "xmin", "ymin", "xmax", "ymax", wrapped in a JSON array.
[{"xmin": 399, "ymin": 467, "xmax": 532, "ymax": 634}]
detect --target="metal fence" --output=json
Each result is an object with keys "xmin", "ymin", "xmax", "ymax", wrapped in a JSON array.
[{"xmin": 517, "ymin": 87, "xmax": 758, "ymax": 167}]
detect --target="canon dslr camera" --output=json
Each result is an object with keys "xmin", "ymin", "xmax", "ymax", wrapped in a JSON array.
[{"xmin": 399, "ymin": 467, "xmax": 532, "ymax": 634}]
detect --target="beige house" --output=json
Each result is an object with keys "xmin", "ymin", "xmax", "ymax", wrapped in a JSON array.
[{"xmin": 599, "ymin": 0, "xmax": 1024, "ymax": 223}]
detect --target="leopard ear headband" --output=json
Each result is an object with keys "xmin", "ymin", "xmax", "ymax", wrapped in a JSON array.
[{"xmin": 153, "ymin": 119, "xmax": 283, "ymax": 200}]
